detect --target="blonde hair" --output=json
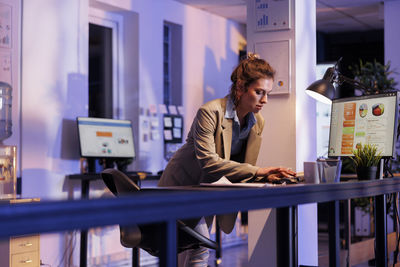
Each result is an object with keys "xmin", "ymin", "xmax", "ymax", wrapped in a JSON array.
[{"xmin": 230, "ymin": 53, "xmax": 275, "ymax": 106}]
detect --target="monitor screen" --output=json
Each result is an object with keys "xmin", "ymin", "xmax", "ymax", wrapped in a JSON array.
[
  {"xmin": 77, "ymin": 117, "xmax": 135, "ymax": 159},
  {"xmin": 328, "ymin": 92, "xmax": 398, "ymax": 157}
]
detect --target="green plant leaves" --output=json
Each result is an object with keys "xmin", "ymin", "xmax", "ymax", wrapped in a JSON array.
[
  {"xmin": 349, "ymin": 59, "xmax": 398, "ymax": 94},
  {"xmin": 350, "ymin": 143, "xmax": 382, "ymax": 167}
]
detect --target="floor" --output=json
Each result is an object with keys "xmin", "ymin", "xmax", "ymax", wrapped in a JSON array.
[
  {"xmin": 109, "ymin": 240, "xmax": 379, "ymax": 267},
  {"xmin": 205, "ymin": 236, "xmax": 373, "ymax": 267}
]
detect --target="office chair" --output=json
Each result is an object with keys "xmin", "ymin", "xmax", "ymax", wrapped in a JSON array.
[{"xmin": 100, "ymin": 168, "xmax": 218, "ymax": 259}]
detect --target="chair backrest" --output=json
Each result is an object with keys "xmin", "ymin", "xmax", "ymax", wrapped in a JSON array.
[
  {"xmin": 101, "ymin": 168, "xmax": 143, "ymax": 249},
  {"xmin": 100, "ymin": 168, "xmax": 218, "ymax": 255},
  {"xmin": 101, "ymin": 168, "xmax": 140, "ymax": 196}
]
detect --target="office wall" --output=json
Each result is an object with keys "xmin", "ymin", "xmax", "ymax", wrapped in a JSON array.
[
  {"xmin": 385, "ymin": 0, "xmax": 400, "ymax": 88},
  {"xmin": 247, "ymin": 0, "xmax": 318, "ymax": 266},
  {"xmin": 20, "ymin": 0, "xmax": 245, "ymax": 265},
  {"xmin": 127, "ymin": 0, "xmax": 246, "ymax": 172}
]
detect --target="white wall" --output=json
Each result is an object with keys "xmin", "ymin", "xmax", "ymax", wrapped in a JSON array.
[
  {"xmin": 247, "ymin": 0, "xmax": 318, "ymax": 266},
  {"xmin": 20, "ymin": 0, "xmax": 246, "ymax": 265},
  {"xmin": 125, "ymin": 0, "xmax": 246, "ymax": 172},
  {"xmin": 22, "ymin": 0, "xmax": 89, "ymax": 265},
  {"xmin": 385, "ymin": 0, "xmax": 400, "ymax": 89}
]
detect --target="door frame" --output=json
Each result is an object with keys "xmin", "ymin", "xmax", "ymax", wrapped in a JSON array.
[{"xmin": 89, "ymin": 8, "xmax": 124, "ymax": 119}]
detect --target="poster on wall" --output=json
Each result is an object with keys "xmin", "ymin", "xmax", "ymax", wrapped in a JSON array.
[
  {"xmin": 254, "ymin": 40, "xmax": 290, "ymax": 94},
  {"xmin": 0, "ymin": 51, "xmax": 11, "ymax": 84},
  {"xmin": 0, "ymin": 3, "xmax": 11, "ymax": 49},
  {"xmin": 254, "ymin": 0, "xmax": 290, "ymax": 32}
]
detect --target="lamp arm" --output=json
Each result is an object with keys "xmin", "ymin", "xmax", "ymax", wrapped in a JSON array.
[{"xmin": 338, "ymin": 75, "xmax": 368, "ymax": 93}]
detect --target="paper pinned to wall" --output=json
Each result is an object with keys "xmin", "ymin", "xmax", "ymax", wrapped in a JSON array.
[
  {"xmin": 0, "ymin": 52, "xmax": 11, "ymax": 84},
  {"xmin": 151, "ymin": 130, "xmax": 160, "ymax": 140},
  {"xmin": 168, "ymin": 105, "xmax": 178, "ymax": 115},
  {"xmin": 163, "ymin": 117, "xmax": 172, "ymax": 127},
  {"xmin": 173, "ymin": 128, "xmax": 181, "ymax": 139},
  {"xmin": 177, "ymin": 106, "xmax": 184, "ymax": 115},
  {"xmin": 164, "ymin": 129, "xmax": 173, "ymax": 141},
  {"xmin": 254, "ymin": 40, "xmax": 290, "ymax": 94},
  {"xmin": 173, "ymin": 117, "xmax": 182, "ymax": 128},
  {"xmin": 150, "ymin": 118, "xmax": 159, "ymax": 128},
  {"xmin": 0, "ymin": 3, "xmax": 12, "ymax": 49},
  {"xmin": 159, "ymin": 104, "xmax": 168, "ymax": 114},
  {"xmin": 149, "ymin": 104, "xmax": 157, "ymax": 114}
]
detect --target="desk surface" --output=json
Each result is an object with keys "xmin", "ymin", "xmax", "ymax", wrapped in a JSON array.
[
  {"xmin": 68, "ymin": 172, "xmax": 160, "ymax": 181},
  {"xmin": 0, "ymin": 178, "xmax": 399, "ymax": 238}
]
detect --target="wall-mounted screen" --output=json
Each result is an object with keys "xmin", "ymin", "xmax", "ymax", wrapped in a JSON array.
[
  {"xmin": 329, "ymin": 92, "xmax": 398, "ymax": 157},
  {"xmin": 77, "ymin": 117, "xmax": 135, "ymax": 159}
]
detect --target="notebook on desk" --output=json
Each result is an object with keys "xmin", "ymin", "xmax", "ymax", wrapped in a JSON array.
[{"xmin": 200, "ymin": 176, "xmax": 278, "ymax": 188}]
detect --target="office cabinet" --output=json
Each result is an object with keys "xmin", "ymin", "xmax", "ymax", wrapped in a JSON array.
[{"xmin": 0, "ymin": 234, "xmax": 40, "ymax": 267}]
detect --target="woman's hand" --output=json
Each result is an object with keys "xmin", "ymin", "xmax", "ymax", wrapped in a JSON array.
[{"xmin": 256, "ymin": 167, "xmax": 297, "ymax": 183}]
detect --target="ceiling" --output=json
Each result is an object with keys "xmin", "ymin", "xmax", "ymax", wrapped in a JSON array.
[{"xmin": 173, "ymin": 0, "xmax": 384, "ymax": 33}]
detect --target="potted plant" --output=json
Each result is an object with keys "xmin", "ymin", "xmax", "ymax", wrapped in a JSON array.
[
  {"xmin": 350, "ymin": 60, "xmax": 398, "ymax": 95},
  {"xmin": 350, "ymin": 143, "xmax": 382, "ymax": 180}
]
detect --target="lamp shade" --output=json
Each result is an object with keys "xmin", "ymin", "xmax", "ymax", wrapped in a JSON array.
[{"xmin": 305, "ymin": 67, "xmax": 336, "ymax": 104}]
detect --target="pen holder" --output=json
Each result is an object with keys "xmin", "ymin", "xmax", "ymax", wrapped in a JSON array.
[{"xmin": 317, "ymin": 158, "xmax": 342, "ymax": 183}]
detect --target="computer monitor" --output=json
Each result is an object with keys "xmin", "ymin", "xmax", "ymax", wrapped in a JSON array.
[
  {"xmin": 77, "ymin": 117, "xmax": 135, "ymax": 159},
  {"xmin": 328, "ymin": 92, "xmax": 398, "ymax": 157}
]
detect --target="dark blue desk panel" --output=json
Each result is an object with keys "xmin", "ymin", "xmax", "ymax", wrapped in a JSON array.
[{"xmin": 0, "ymin": 178, "xmax": 399, "ymax": 266}]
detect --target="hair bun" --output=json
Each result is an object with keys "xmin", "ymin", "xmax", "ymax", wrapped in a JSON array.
[{"xmin": 247, "ymin": 52, "xmax": 260, "ymax": 60}]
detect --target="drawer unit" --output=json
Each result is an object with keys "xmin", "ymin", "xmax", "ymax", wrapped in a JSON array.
[
  {"xmin": 0, "ymin": 199, "xmax": 41, "ymax": 267},
  {"xmin": 11, "ymin": 251, "xmax": 39, "ymax": 267},
  {"xmin": 11, "ymin": 235, "xmax": 39, "ymax": 254},
  {"xmin": 0, "ymin": 235, "xmax": 40, "ymax": 267}
]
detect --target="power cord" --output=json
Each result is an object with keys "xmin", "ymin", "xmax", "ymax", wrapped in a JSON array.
[
  {"xmin": 40, "ymin": 260, "xmax": 51, "ymax": 266},
  {"xmin": 384, "ymin": 158, "xmax": 394, "ymax": 178},
  {"xmin": 67, "ymin": 230, "xmax": 77, "ymax": 267},
  {"xmin": 57, "ymin": 230, "xmax": 77, "ymax": 267},
  {"xmin": 392, "ymin": 193, "xmax": 400, "ymax": 267}
]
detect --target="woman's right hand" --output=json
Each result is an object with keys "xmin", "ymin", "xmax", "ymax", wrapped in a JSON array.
[{"xmin": 256, "ymin": 167, "xmax": 296, "ymax": 181}]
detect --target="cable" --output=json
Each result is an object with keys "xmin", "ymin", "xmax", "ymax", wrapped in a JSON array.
[
  {"xmin": 392, "ymin": 193, "xmax": 400, "ymax": 266},
  {"xmin": 67, "ymin": 230, "xmax": 77, "ymax": 267},
  {"xmin": 57, "ymin": 230, "xmax": 76, "ymax": 267},
  {"xmin": 384, "ymin": 158, "xmax": 394, "ymax": 178},
  {"xmin": 40, "ymin": 260, "xmax": 52, "ymax": 267}
]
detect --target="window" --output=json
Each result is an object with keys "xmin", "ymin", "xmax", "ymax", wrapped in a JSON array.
[{"xmin": 163, "ymin": 21, "xmax": 182, "ymax": 106}]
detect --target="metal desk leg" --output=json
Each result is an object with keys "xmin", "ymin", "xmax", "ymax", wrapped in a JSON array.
[
  {"xmin": 215, "ymin": 220, "xmax": 222, "ymax": 266},
  {"xmin": 276, "ymin": 206, "xmax": 297, "ymax": 267},
  {"xmin": 328, "ymin": 200, "xmax": 340, "ymax": 267},
  {"xmin": 132, "ymin": 248, "xmax": 139, "ymax": 267},
  {"xmin": 344, "ymin": 199, "xmax": 351, "ymax": 267},
  {"xmin": 375, "ymin": 194, "xmax": 387, "ymax": 267},
  {"xmin": 80, "ymin": 179, "xmax": 90, "ymax": 267},
  {"xmin": 159, "ymin": 220, "xmax": 177, "ymax": 267}
]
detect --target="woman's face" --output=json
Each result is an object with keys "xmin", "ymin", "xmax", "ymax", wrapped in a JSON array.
[{"xmin": 237, "ymin": 78, "xmax": 273, "ymax": 113}]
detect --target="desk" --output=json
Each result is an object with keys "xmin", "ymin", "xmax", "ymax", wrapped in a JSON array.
[{"xmin": 0, "ymin": 179, "xmax": 399, "ymax": 267}]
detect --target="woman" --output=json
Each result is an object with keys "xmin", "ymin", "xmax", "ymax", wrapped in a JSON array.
[{"xmin": 158, "ymin": 54, "xmax": 296, "ymax": 266}]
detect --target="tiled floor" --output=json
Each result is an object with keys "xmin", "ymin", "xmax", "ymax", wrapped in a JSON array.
[
  {"xmin": 113, "ymin": 233, "xmax": 389, "ymax": 267},
  {"xmin": 205, "ymin": 233, "xmax": 374, "ymax": 267},
  {"xmin": 111, "ymin": 242, "xmax": 376, "ymax": 267},
  {"xmin": 208, "ymin": 244, "xmax": 248, "ymax": 267}
]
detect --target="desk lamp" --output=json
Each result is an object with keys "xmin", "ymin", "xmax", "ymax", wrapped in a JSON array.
[{"xmin": 305, "ymin": 58, "xmax": 368, "ymax": 104}]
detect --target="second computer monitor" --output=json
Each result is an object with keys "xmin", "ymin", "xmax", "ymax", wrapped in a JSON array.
[
  {"xmin": 328, "ymin": 92, "xmax": 398, "ymax": 157},
  {"xmin": 77, "ymin": 117, "xmax": 135, "ymax": 159}
]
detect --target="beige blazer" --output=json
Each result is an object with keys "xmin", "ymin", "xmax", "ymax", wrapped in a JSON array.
[{"xmin": 158, "ymin": 96, "xmax": 264, "ymax": 233}]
